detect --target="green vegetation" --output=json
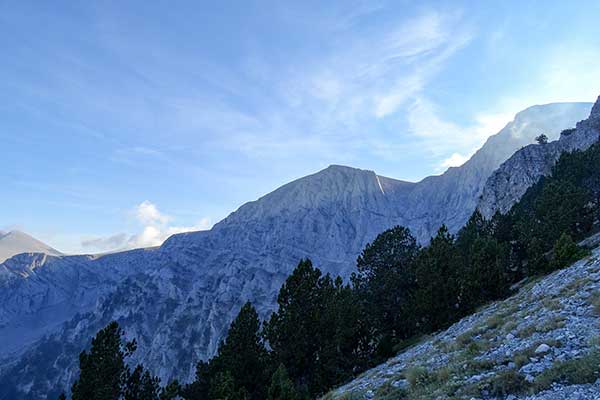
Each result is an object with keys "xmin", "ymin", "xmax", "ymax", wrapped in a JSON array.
[
  {"xmin": 487, "ymin": 369, "xmax": 528, "ymax": 397},
  {"xmin": 534, "ymin": 350, "xmax": 600, "ymax": 392}
]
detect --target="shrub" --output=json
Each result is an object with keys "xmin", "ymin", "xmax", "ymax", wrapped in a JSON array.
[
  {"xmin": 534, "ymin": 350, "xmax": 600, "ymax": 392},
  {"xmin": 550, "ymin": 232, "xmax": 589, "ymax": 269},
  {"xmin": 488, "ymin": 369, "xmax": 528, "ymax": 397},
  {"xmin": 405, "ymin": 366, "xmax": 432, "ymax": 388}
]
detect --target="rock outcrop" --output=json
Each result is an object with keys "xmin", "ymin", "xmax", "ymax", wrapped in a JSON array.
[{"xmin": 479, "ymin": 96, "xmax": 600, "ymax": 217}]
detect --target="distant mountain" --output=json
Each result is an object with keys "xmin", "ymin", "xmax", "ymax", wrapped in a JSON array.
[
  {"xmin": 479, "ymin": 96, "xmax": 600, "ymax": 217},
  {"xmin": 0, "ymin": 230, "xmax": 62, "ymax": 264},
  {"xmin": 0, "ymin": 101, "xmax": 593, "ymax": 399}
]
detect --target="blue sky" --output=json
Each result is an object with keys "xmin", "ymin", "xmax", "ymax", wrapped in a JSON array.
[{"xmin": 1, "ymin": 0, "xmax": 600, "ymax": 253}]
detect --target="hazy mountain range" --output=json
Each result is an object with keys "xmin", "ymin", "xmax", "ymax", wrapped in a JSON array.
[{"xmin": 0, "ymin": 100, "xmax": 597, "ymax": 399}]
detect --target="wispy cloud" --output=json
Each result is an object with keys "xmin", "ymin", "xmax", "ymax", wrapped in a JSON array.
[{"xmin": 80, "ymin": 201, "xmax": 212, "ymax": 253}]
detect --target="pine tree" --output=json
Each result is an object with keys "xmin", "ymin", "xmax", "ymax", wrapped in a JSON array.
[
  {"xmin": 123, "ymin": 364, "xmax": 161, "ymax": 400},
  {"xmin": 535, "ymin": 134, "xmax": 548, "ymax": 144},
  {"xmin": 550, "ymin": 232, "xmax": 589, "ymax": 269},
  {"xmin": 456, "ymin": 211, "xmax": 510, "ymax": 311},
  {"xmin": 71, "ymin": 321, "xmax": 136, "ymax": 400},
  {"xmin": 181, "ymin": 361, "xmax": 211, "ymax": 400},
  {"xmin": 211, "ymin": 302, "xmax": 270, "ymax": 400},
  {"xmin": 209, "ymin": 371, "xmax": 246, "ymax": 400},
  {"xmin": 414, "ymin": 225, "xmax": 459, "ymax": 332},
  {"xmin": 264, "ymin": 259, "xmax": 325, "ymax": 395},
  {"xmin": 314, "ymin": 276, "xmax": 366, "ymax": 390},
  {"xmin": 268, "ymin": 365, "xmax": 299, "ymax": 400},
  {"xmin": 351, "ymin": 226, "xmax": 419, "ymax": 356}
]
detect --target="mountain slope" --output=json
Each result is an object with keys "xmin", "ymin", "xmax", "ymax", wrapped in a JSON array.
[
  {"xmin": 325, "ymin": 240, "xmax": 600, "ymax": 400},
  {"xmin": 402, "ymin": 102, "xmax": 593, "ymax": 241},
  {"xmin": 479, "ymin": 97, "xmax": 600, "ymax": 217},
  {"xmin": 0, "ymin": 102, "xmax": 593, "ymax": 399},
  {"xmin": 0, "ymin": 230, "xmax": 62, "ymax": 263}
]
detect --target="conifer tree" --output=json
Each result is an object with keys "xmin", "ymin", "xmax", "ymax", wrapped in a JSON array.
[
  {"xmin": 414, "ymin": 225, "xmax": 459, "ymax": 331},
  {"xmin": 71, "ymin": 321, "xmax": 136, "ymax": 400},
  {"xmin": 456, "ymin": 211, "xmax": 510, "ymax": 311},
  {"xmin": 550, "ymin": 232, "xmax": 589, "ymax": 269},
  {"xmin": 265, "ymin": 259, "xmax": 322, "ymax": 393},
  {"xmin": 211, "ymin": 302, "xmax": 270, "ymax": 400},
  {"xmin": 123, "ymin": 364, "xmax": 161, "ymax": 400},
  {"xmin": 268, "ymin": 365, "xmax": 299, "ymax": 400},
  {"xmin": 351, "ymin": 226, "xmax": 419, "ymax": 356}
]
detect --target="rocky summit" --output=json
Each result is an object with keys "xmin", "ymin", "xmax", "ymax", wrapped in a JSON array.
[
  {"xmin": 479, "ymin": 96, "xmax": 600, "ymax": 218},
  {"xmin": 0, "ymin": 102, "xmax": 593, "ymax": 399},
  {"xmin": 325, "ymin": 236, "xmax": 600, "ymax": 400}
]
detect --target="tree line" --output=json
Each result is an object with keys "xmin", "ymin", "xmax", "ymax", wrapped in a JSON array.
[{"xmin": 58, "ymin": 140, "xmax": 600, "ymax": 399}]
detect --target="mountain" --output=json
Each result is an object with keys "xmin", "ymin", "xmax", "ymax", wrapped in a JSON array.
[
  {"xmin": 0, "ymin": 102, "xmax": 593, "ymax": 399},
  {"xmin": 0, "ymin": 230, "xmax": 62, "ymax": 264},
  {"xmin": 479, "ymin": 96, "xmax": 600, "ymax": 217},
  {"xmin": 398, "ymin": 102, "xmax": 593, "ymax": 240},
  {"xmin": 326, "ymin": 236, "xmax": 600, "ymax": 400}
]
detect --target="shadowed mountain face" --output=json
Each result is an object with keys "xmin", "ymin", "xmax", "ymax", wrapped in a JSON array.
[
  {"xmin": 0, "ymin": 102, "xmax": 593, "ymax": 399},
  {"xmin": 0, "ymin": 230, "xmax": 62, "ymax": 263}
]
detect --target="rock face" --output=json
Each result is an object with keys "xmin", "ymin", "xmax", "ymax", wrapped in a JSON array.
[
  {"xmin": 326, "ymin": 243, "xmax": 600, "ymax": 400},
  {"xmin": 479, "ymin": 96, "xmax": 600, "ymax": 217},
  {"xmin": 0, "ymin": 103, "xmax": 592, "ymax": 399},
  {"xmin": 0, "ymin": 230, "xmax": 62, "ymax": 263}
]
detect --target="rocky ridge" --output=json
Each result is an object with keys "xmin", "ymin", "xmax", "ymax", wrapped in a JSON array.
[
  {"xmin": 325, "ymin": 238, "xmax": 600, "ymax": 400},
  {"xmin": 479, "ymin": 96, "xmax": 600, "ymax": 217}
]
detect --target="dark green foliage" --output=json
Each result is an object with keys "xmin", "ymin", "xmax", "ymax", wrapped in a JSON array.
[
  {"xmin": 67, "ymin": 321, "xmax": 162, "ymax": 400},
  {"xmin": 183, "ymin": 303, "xmax": 270, "ymax": 400},
  {"xmin": 487, "ymin": 369, "xmax": 528, "ymax": 397},
  {"xmin": 265, "ymin": 259, "xmax": 363, "ymax": 396},
  {"xmin": 208, "ymin": 371, "xmax": 242, "ymax": 400},
  {"xmin": 351, "ymin": 226, "xmax": 419, "ymax": 357},
  {"xmin": 71, "ymin": 321, "xmax": 135, "ymax": 400},
  {"xmin": 506, "ymin": 143, "xmax": 600, "ymax": 276},
  {"xmin": 455, "ymin": 211, "xmax": 511, "ymax": 312},
  {"xmin": 550, "ymin": 232, "xmax": 589, "ymax": 269},
  {"xmin": 181, "ymin": 361, "xmax": 211, "ymax": 399},
  {"xmin": 57, "ymin": 394, "xmax": 66, "ymax": 400},
  {"xmin": 535, "ymin": 134, "xmax": 548, "ymax": 144},
  {"xmin": 160, "ymin": 380, "xmax": 182, "ymax": 400},
  {"xmin": 211, "ymin": 302, "xmax": 270, "ymax": 400},
  {"xmin": 413, "ymin": 225, "xmax": 459, "ymax": 332},
  {"xmin": 124, "ymin": 365, "xmax": 161, "ymax": 400},
  {"xmin": 534, "ymin": 350, "xmax": 600, "ymax": 392},
  {"xmin": 268, "ymin": 365, "xmax": 299, "ymax": 400},
  {"xmin": 264, "ymin": 259, "xmax": 323, "ymax": 393}
]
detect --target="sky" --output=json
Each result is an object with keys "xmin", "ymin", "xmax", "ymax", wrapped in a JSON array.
[{"xmin": 1, "ymin": 0, "xmax": 600, "ymax": 254}]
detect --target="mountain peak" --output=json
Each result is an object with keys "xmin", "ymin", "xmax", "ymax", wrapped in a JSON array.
[
  {"xmin": 320, "ymin": 164, "xmax": 373, "ymax": 176},
  {"xmin": 0, "ymin": 230, "xmax": 62, "ymax": 263}
]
